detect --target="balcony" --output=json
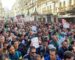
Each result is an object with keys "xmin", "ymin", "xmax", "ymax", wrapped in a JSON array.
[
  {"xmin": 36, "ymin": 0, "xmax": 48, "ymax": 7},
  {"xmin": 58, "ymin": 7, "xmax": 66, "ymax": 13},
  {"xmin": 66, "ymin": 5, "xmax": 74, "ymax": 11},
  {"xmin": 42, "ymin": 8, "xmax": 52, "ymax": 14},
  {"xmin": 66, "ymin": 7, "xmax": 75, "ymax": 15}
]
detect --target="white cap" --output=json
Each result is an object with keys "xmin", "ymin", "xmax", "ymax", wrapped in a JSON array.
[{"xmin": 48, "ymin": 44, "xmax": 56, "ymax": 50}]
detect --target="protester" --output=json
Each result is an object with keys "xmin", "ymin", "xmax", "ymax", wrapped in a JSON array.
[
  {"xmin": 43, "ymin": 44, "xmax": 61, "ymax": 60},
  {"xmin": 0, "ymin": 17, "xmax": 74, "ymax": 60},
  {"xmin": 35, "ymin": 54, "xmax": 42, "ymax": 60},
  {"xmin": 63, "ymin": 51, "xmax": 74, "ymax": 60},
  {"xmin": 7, "ymin": 45, "xmax": 22, "ymax": 60},
  {"xmin": 23, "ymin": 46, "xmax": 38, "ymax": 60},
  {"xmin": 50, "ymin": 35, "xmax": 59, "ymax": 50},
  {"xmin": 58, "ymin": 40, "xmax": 69, "ymax": 59},
  {"xmin": 40, "ymin": 39, "xmax": 49, "ymax": 57}
]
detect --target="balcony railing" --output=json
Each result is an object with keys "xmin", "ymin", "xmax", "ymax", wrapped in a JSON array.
[{"xmin": 58, "ymin": 6, "xmax": 66, "ymax": 12}]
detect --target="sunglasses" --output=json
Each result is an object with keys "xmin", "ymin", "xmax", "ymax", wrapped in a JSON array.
[{"xmin": 31, "ymin": 52, "xmax": 36, "ymax": 53}]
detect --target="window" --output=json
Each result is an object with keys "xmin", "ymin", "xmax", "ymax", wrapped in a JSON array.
[
  {"xmin": 69, "ymin": 0, "xmax": 72, "ymax": 5},
  {"xmin": 50, "ymin": 5, "xmax": 51, "ymax": 9},
  {"xmin": 63, "ymin": 1, "xmax": 65, "ymax": 7},
  {"xmin": 59, "ymin": 2, "xmax": 62, "ymax": 7},
  {"xmin": 74, "ymin": 0, "xmax": 75, "ymax": 4}
]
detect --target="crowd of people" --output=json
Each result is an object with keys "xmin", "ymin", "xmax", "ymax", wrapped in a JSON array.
[{"xmin": 0, "ymin": 18, "xmax": 75, "ymax": 60}]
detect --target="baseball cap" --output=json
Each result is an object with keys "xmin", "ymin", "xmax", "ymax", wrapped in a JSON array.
[{"xmin": 48, "ymin": 44, "xmax": 56, "ymax": 50}]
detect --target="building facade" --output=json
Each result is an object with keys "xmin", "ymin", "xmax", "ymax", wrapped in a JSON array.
[
  {"xmin": 11, "ymin": 0, "xmax": 75, "ymax": 16},
  {"xmin": 0, "ymin": 1, "xmax": 5, "ymax": 17}
]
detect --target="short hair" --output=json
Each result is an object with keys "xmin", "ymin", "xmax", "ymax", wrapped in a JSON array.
[
  {"xmin": 68, "ymin": 46, "xmax": 73, "ymax": 51},
  {"xmin": 3, "ymin": 41, "xmax": 8, "ymax": 45},
  {"xmin": 30, "ymin": 46, "xmax": 36, "ymax": 52},
  {"xmin": 62, "ymin": 40, "xmax": 67, "ymax": 45},
  {"xmin": 12, "ymin": 40, "xmax": 19, "ymax": 45},
  {"xmin": 43, "ymin": 39, "xmax": 48, "ymax": 42},
  {"xmin": 49, "ymin": 48, "xmax": 57, "ymax": 55},
  {"xmin": 71, "ymin": 41, "xmax": 75, "ymax": 45},
  {"xmin": 64, "ymin": 51, "xmax": 74, "ymax": 60},
  {"xmin": 7, "ymin": 45, "xmax": 12, "ymax": 50},
  {"xmin": 35, "ymin": 54, "xmax": 41, "ymax": 60}
]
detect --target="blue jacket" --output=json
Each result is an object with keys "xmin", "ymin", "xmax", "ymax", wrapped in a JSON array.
[
  {"xmin": 44, "ymin": 55, "xmax": 61, "ymax": 60},
  {"xmin": 23, "ymin": 54, "xmax": 32, "ymax": 60},
  {"xmin": 58, "ymin": 47, "xmax": 68, "ymax": 59},
  {"xmin": 9, "ymin": 51, "xmax": 22, "ymax": 60}
]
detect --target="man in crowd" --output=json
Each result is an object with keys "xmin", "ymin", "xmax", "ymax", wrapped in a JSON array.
[
  {"xmin": 63, "ymin": 51, "xmax": 74, "ymax": 60},
  {"xmin": 7, "ymin": 45, "xmax": 22, "ymax": 60},
  {"xmin": 58, "ymin": 40, "xmax": 69, "ymax": 59},
  {"xmin": 43, "ymin": 44, "xmax": 61, "ymax": 60},
  {"xmin": 0, "ymin": 17, "xmax": 74, "ymax": 60},
  {"xmin": 23, "ymin": 46, "xmax": 38, "ymax": 60},
  {"xmin": 50, "ymin": 35, "xmax": 59, "ymax": 50}
]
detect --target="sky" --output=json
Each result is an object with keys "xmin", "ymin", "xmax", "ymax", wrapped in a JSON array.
[{"xmin": 1, "ymin": 0, "xmax": 16, "ymax": 10}]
